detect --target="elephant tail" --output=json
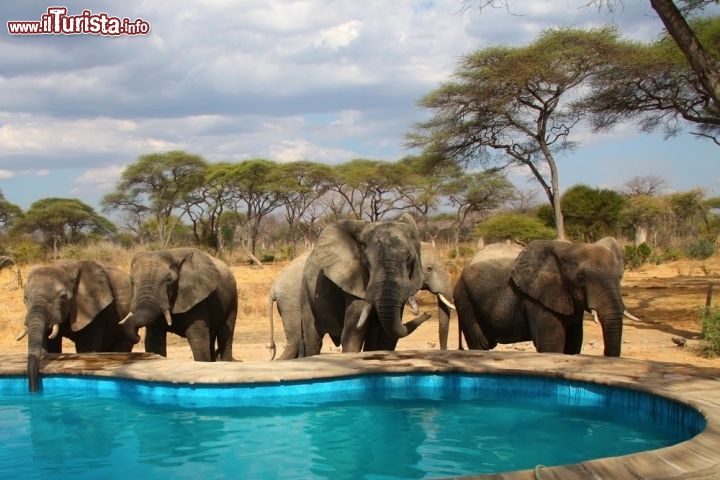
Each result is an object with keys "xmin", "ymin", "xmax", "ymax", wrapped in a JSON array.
[{"xmin": 267, "ymin": 292, "xmax": 277, "ymax": 361}]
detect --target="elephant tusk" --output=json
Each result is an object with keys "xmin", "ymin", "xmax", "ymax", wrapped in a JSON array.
[
  {"xmin": 119, "ymin": 311, "xmax": 133, "ymax": 325},
  {"xmin": 438, "ymin": 293, "xmax": 456, "ymax": 310},
  {"xmin": 16, "ymin": 326, "xmax": 28, "ymax": 341},
  {"xmin": 48, "ymin": 324, "xmax": 60, "ymax": 340},
  {"xmin": 590, "ymin": 309, "xmax": 600, "ymax": 325},
  {"xmin": 407, "ymin": 296, "xmax": 420, "ymax": 315},
  {"xmin": 163, "ymin": 309, "xmax": 173, "ymax": 326},
  {"xmin": 357, "ymin": 304, "xmax": 372, "ymax": 329},
  {"xmin": 624, "ymin": 310, "xmax": 642, "ymax": 322}
]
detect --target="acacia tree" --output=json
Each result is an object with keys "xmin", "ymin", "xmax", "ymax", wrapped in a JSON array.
[
  {"xmin": 16, "ymin": 198, "xmax": 115, "ymax": 257},
  {"xmin": 409, "ymin": 28, "xmax": 621, "ymax": 239},
  {"xmin": 273, "ymin": 161, "xmax": 334, "ymax": 255},
  {"xmin": 442, "ymin": 170, "xmax": 516, "ymax": 251},
  {"xmin": 218, "ymin": 159, "xmax": 283, "ymax": 257},
  {"xmin": 475, "ymin": 0, "xmax": 720, "ymax": 124},
  {"xmin": 583, "ymin": 16, "xmax": 720, "ymax": 143},
  {"xmin": 102, "ymin": 151, "xmax": 207, "ymax": 247},
  {"xmin": 0, "ymin": 190, "xmax": 22, "ymax": 230},
  {"xmin": 329, "ymin": 159, "xmax": 420, "ymax": 221}
]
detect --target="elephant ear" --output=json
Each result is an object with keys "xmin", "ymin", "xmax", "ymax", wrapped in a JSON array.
[
  {"xmin": 171, "ymin": 249, "xmax": 221, "ymax": 314},
  {"xmin": 314, "ymin": 220, "xmax": 368, "ymax": 298},
  {"xmin": 71, "ymin": 261, "xmax": 115, "ymax": 332},
  {"xmin": 396, "ymin": 213, "xmax": 424, "ymax": 288},
  {"xmin": 511, "ymin": 240, "xmax": 574, "ymax": 316},
  {"xmin": 594, "ymin": 237, "xmax": 625, "ymax": 279}
]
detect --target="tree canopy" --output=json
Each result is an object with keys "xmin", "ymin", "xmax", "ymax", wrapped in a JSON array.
[
  {"xmin": 15, "ymin": 198, "xmax": 115, "ymax": 255},
  {"xmin": 408, "ymin": 27, "xmax": 624, "ymax": 240}
]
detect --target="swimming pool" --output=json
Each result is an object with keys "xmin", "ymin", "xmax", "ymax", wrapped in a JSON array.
[
  {"xmin": 0, "ymin": 368, "xmax": 707, "ymax": 479},
  {"xmin": 0, "ymin": 351, "xmax": 720, "ymax": 479}
]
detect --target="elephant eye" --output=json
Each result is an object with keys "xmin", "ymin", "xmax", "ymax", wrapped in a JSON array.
[{"xmin": 577, "ymin": 272, "xmax": 587, "ymax": 285}]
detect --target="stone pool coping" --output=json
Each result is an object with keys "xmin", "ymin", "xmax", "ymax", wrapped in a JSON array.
[{"xmin": 1, "ymin": 350, "xmax": 719, "ymax": 479}]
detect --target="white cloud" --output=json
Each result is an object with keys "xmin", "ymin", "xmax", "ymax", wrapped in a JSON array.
[
  {"xmin": 0, "ymin": 170, "xmax": 14, "ymax": 179},
  {"xmin": 314, "ymin": 20, "xmax": 362, "ymax": 50},
  {"xmin": 72, "ymin": 165, "xmax": 126, "ymax": 195},
  {"xmin": 269, "ymin": 139, "xmax": 356, "ymax": 163}
]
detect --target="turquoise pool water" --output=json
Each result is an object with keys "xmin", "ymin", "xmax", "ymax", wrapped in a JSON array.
[{"xmin": 0, "ymin": 374, "xmax": 705, "ymax": 480}]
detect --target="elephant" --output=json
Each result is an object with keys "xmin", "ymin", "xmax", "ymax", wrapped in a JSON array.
[
  {"xmin": 18, "ymin": 260, "xmax": 134, "ymax": 392},
  {"xmin": 119, "ymin": 248, "xmax": 237, "ymax": 361},
  {"xmin": 299, "ymin": 214, "xmax": 431, "ymax": 356},
  {"xmin": 267, "ymin": 252, "xmax": 308, "ymax": 360},
  {"xmin": 268, "ymin": 242, "xmax": 455, "ymax": 359},
  {"xmin": 454, "ymin": 237, "xmax": 630, "ymax": 357}
]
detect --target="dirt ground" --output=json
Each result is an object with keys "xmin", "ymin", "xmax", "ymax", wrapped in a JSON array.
[{"xmin": 0, "ymin": 255, "xmax": 719, "ymax": 368}]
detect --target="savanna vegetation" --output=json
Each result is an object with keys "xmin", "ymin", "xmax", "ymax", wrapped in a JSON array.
[{"xmin": 1, "ymin": 7, "xmax": 719, "ymax": 271}]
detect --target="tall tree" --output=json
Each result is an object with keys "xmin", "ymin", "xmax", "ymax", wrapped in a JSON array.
[
  {"xmin": 442, "ymin": 170, "xmax": 516, "ymax": 251},
  {"xmin": 650, "ymin": 0, "xmax": 720, "ymax": 114},
  {"xmin": 102, "ymin": 151, "xmax": 207, "ymax": 248},
  {"xmin": 16, "ymin": 198, "xmax": 115, "ymax": 257},
  {"xmin": 219, "ymin": 159, "xmax": 283, "ymax": 256},
  {"xmin": 330, "ymin": 159, "xmax": 420, "ymax": 221},
  {"xmin": 0, "ymin": 190, "xmax": 22, "ymax": 230},
  {"xmin": 409, "ymin": 28, "xmax": 621, "ymax": 239},
  {"xmin": 274, "ymin": 161, "xmax": 334, "ymax": 255},
  {"xmin": 583, "ymin": 16, "xmax": 720, "ymax": 143}
]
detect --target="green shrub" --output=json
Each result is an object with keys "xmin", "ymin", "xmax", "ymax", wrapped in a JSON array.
[
  {"xmin": 475, "ymin": 212, "xmax": 555, "ymax": 244},
  {"xmin": 661, "ymin": 246, "xmax": 683, "ymax": 262},
  {"xmin": 687, "ymin": 239, "xmax": 716, "ymax": 259},
  {"xmin": 260, "ymin": 253, "xmax": 276, "ymax": 263},
  {"xmin": 624, "ymin": 243, "xmax": 652, "ymax": 269},
  {"xmin": 7, "ymin": 239, "xmax": 46, "ymax": 264},
  {"xmin": 700, "ymin": 306, "xmax": 720, "ymax": 357}
]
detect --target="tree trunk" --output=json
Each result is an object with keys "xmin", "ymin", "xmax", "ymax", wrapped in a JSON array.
[
  {"xmin": 635, "ymin": 224, "xmax": 648, "ymax": 245},
  {"xmin": 547, "ymin": 156, "xmax": 565, "ymax": 240},
  {"xmin": 650, "ymin": 0, "xmax": 720, "ymax": 113}
]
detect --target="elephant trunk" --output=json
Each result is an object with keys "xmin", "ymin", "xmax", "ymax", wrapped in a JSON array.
[
  {"xmin": 122, "ymin": 301, "xmax": 162, "ymax": 344},
  {"xmin": 590, "ymin": 287, "xmax": 624, "ymax": 357},
  {"xmin": 372, "ymin": 280, "xmax": 412, "ymax": 339},
  {"xmin": 26, "ymin": 311, "xmax": 47, "ymax": 392}
]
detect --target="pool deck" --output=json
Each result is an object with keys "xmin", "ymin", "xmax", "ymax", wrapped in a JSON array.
[{"xmin": 1, "ymin": 349, "xmax": 719, "ymax": 479}]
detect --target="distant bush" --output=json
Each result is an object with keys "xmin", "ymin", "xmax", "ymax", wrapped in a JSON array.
[
  {"xmin": 260, "ymin": 253, "xmax": 276, "ymax": 263},
  {"xmin": 687, "ymin": 239, "xmax": 716, "ymax": 259},
  {"xmin": 6, "ymin": 239, "xmax": 46, "ymax": 265},
  {"xmin": 475, "ymin": 212, "xmax": 555, "ymax": 245},
  {"xmin": 661, "ymin": 246, "xmax": 683, "ymax": 262},
  {"xmin": 624, "ymin": 243, "xmax": 652, "ymax": 269},
  {"xmin": 701, "ymin": 306, "xmax": 720, "ymax": 357}
]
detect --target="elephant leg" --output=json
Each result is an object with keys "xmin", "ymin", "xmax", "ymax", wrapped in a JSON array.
[
  {"xmin": 528, "ymin": 310, "xmax": 566, "ymax": 353},
  {"xmin": 300, "ymin": 298, "xmax": 323, "ymax": 357},
  {"xmin": 563, "ymin": 321, "xmax": 583, "ymax": 354},
  {"xmin": 184, "ymin": 319, "xmax": 212, "ymax": 361},
  {"xmin": 145, "ymin": 325, "xmax": 167, "ymax": 357},
  {"xmin": 341, "ymin": 299, "xmax": 368, "ymax": 353},
  {"xmin": 454, "ymin": 282, "xmax": 495, "ymax": 350},
  {"xmin": 216, "ymin": 299, "xmax": 236, "ymax": 361}
]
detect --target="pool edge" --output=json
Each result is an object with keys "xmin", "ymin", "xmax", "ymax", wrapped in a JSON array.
[{"xmin": 1, "ymin": 349, "xmax": 719, "ymax": 479}]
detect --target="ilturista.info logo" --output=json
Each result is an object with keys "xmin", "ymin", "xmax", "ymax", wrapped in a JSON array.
[{"xmin": 7, "ymin": 6, "xmax": 150, "ymax": 36}]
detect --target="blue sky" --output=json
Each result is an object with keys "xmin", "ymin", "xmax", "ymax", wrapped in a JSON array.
[{"xmin": 0, "ymin": 0, "xmax": 718, "ymax": 211}]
